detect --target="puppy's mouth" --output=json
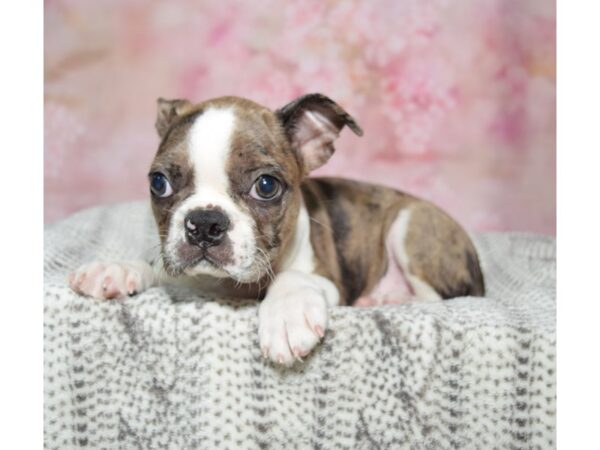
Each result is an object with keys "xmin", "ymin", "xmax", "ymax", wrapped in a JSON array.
[
  {"xmin": 185, "ymin": 249, "xmax": 221, "ymax": 269},
  {"xmin": 161, "ymin": 241, "xmax": 273, "ymax": 285},
  {"xmin": 161, "ymin": 238, "xmax": 237, "ymax": 279},
  {"xmin": 187, "ymin": 241, "xmax": 230, "ymax": 268}
]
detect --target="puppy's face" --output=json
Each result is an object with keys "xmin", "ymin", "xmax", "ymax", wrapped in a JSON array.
[{"xmin": 149, "ymin": 94, "xmax": 362, "ymax": 283}]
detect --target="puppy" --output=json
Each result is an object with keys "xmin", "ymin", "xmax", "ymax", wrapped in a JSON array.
[{"xmin": 69, "ymin": 93, "xmax": 484, "ymax": 365}]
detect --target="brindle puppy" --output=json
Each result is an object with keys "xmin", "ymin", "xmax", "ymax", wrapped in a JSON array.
[{"xmin": 69, "ymin": 93, "xmax": 484, "ymax": 365}]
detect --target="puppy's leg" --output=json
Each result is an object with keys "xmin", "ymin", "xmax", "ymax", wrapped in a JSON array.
[
  {"xmin": 378, "ymin": 204, "xmax": 484, "ymax": 303},
  {"xmin": 364, "ymin": 209, "xmax": 439, "ymax": 305},
  {"xmin": 69, "ymin": 261, "xmax": 156, "ymax": 300},
  {"xmin": 258, "ymin": 270, "xmax": 339, "ymax": 366}
]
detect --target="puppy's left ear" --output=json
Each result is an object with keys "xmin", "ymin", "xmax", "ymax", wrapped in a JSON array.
[
  {"xmin": 155, "ymin": 97, "xmax": 193, "ymax": 138},
  {"xmin": 276, "ymin": 93, "xmax": 363, "ymax": 173}
]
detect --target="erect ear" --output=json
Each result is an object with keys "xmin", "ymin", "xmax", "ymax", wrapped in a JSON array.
[
  {"xmin": 275, "ymin": 93, "xmax": 363, "ymax": 173},
  {"xmin": 155, "ymin": 97, "xmax": 194, "ymax": 138}
]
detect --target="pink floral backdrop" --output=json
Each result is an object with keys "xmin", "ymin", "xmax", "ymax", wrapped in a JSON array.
[{"xmin": 44, "ymin": 0, "xmax": 556, "ymax": 234}]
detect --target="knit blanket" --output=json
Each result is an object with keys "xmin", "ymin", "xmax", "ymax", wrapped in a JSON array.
[{"xmin": 44, "ymin": 202, "xmax": 556, "ymax": 449}]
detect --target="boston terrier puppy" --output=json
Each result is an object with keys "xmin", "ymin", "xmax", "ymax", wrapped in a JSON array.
[{"xmin": 69, "ymin": 94, "xmax": 484, "ymax": 365}]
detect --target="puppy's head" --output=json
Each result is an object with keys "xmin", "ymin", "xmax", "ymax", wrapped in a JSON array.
[{"xmin": 149, "ymin": 94, "xmax": 362, "ymax": 283}]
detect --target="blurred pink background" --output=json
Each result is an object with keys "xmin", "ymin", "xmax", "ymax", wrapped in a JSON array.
[{"xmin": 44, "ymin": 0, "xmax": 555, "ymax": 234}]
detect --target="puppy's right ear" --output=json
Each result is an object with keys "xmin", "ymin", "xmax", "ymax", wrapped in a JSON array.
[{"xmin": 155, "ymin": 98, "xmax": 193, "ymax": 138}]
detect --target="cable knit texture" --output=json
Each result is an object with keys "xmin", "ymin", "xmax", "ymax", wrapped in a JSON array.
[{"xmin": 44, "ymin": 201, "xmax": 556, "ymax": 449}]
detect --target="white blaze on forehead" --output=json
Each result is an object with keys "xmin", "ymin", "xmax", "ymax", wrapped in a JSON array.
[{"xmin": 188, "ymin": 107, "xmax": 236, "ymax": 190}]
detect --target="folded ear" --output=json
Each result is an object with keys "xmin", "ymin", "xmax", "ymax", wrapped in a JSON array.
[
  {"xmin": 155, "ymin": 98, "xmax": 193, "ymax": 138},
  {"xmin": 275, "ymin": 93, "xmax": 363, "ymax": 173}
]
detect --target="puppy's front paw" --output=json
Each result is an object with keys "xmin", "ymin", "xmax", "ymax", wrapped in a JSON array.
[
  {"xmin": 258, "ymin": 288, "xmax": 328, "ymax": 366},
  {"xmin": 68, "ymin": 261, "xmax": 154, "ymax": 300}
]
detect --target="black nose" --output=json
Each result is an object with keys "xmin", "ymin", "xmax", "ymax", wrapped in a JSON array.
[{"xmin": 184, "ymin": 209, "xmax": 230, "ymax": 246}]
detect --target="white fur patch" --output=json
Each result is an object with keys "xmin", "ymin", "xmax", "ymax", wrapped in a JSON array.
[
  {"xmin": 367, "ymin": 209, "xmax": 414, "ymax": 304},
  {"xmin": 279, "ymin": 203, "xmax": 315, "ymax": 272},
  {"xmin": 386, "ymin": 209, "xmax": 442, "ymax": 302},
  {"xmin": 279, "ymin": 201, "xmax": 339, "ymax": 307},
  {"xmin": 389, "ymin": 209, "xmax": 412, "ymax": 277},
  {"xmin": 188, "ymin": 107, "xmax": 235, "ymax": 192}
]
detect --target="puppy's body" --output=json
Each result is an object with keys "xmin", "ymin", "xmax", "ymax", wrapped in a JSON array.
[{"xmin": 70, "ymin": 93, "xmax": 484, "ymax": 365}]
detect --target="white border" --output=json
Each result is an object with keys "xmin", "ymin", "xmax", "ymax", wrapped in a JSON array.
[
  {"xmin": 557, "ymin": 0, "xmax": 600, "ymax": 447},
  {"xmin": 0, "ymin": 1, "xmax": 43, "ymax": 448}
]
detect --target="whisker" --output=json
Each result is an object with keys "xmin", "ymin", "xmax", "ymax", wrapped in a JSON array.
[
  {"xmin": 310, "ymin": 216, "xmax": 333, "ymax": 234},
  {"xmin": 256, "ymin": 248, "xmax": 276, "ymax": 284}
]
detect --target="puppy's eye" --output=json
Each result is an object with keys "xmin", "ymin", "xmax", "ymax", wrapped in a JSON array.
[
  {"xmin": 149, "ymin": 172, "xmax": 173, "ymax": 198},
  {"xmin": 250, "ymin": 175, "xmax": 282, "ymax": 200}
]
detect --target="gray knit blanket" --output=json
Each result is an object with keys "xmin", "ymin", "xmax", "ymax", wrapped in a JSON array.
[{"xmin": 44, "ymin": 202, "xmax": 556, "ymax": 449}]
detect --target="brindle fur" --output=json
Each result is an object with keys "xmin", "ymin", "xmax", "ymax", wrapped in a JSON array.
[{"xmin": 302, "ymin": 178, "xmax": 485, "ymax": 305}]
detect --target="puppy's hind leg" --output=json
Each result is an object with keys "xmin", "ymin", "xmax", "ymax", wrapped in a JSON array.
[
  {"xmin": 385, "ymin": 209, "xmax": 442, "ymax": 303},
  {"xmin": 385, "ymin": 203, "xmax": 485, "ymax": 302}
]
